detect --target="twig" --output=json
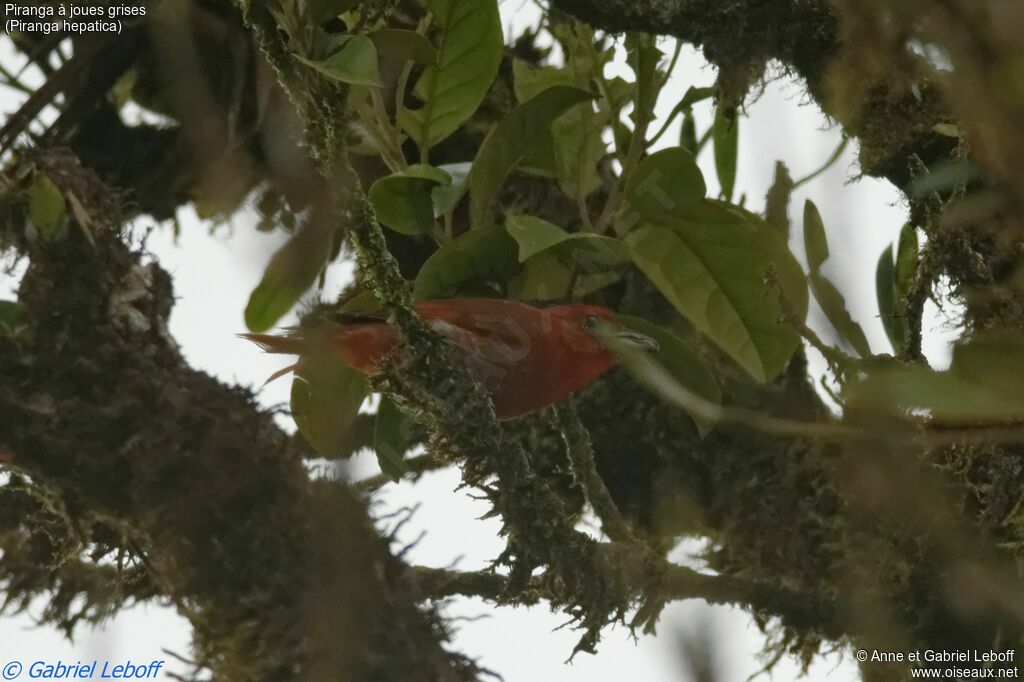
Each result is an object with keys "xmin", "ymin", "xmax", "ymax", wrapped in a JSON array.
[
  {"xmin": 556, "ymin": 404, "xmax": 635, "ymax": 543},
  {"xmin": 407, "ymin": 566, "xmax": 518, "ymax": 601},
  {"xmin": 658, "ymin": 564, "xmax": 840, "ymax": 636},
  {"xmin": 592, "ymin": 45, "xmax": 661, "ymax": 234},
  {"xmin": 792, "ymin": 137, "xmax": 849, "ymax": 189},
  {"xmin": 768, "ymin": 265, "xmax": 859, "ymax": 373}
]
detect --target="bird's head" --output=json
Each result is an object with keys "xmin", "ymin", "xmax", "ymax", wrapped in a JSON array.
[{"xmin": 548, "ymin": 305, "xmax": 659, "ymax": 357}]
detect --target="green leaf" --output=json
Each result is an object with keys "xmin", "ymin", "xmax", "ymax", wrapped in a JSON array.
[
  {"xmin": 29, "ymin": 173, "xmax": 66, "ymax": 240},
  {"xmin": 616, "ymin": 314, "xmax": 721, "ymax": 434},
  {"xmin": 508, "ymin": 252, "xmax": 573, "ymax": 300},
  {"xmin": 874, "ymin": 223, "xmax": 918, "ymax": 355},
  {"xmin": 850, "ymin": 335, "xmax": 1024, "ymax": 422},
  {"xmin": 374, "ymin": 398, "xmax": 415, "ymax": 481},
  {"xmin": 431, "ymin": 161, "xmax": 472, "ymax": 216},
  {"xmin": 291, "ymin": 354, "xmax": 368, "ymax": 458},
  {"xmin": 625, "ymin": 33, "xmax": 662, "ymax": 123},
  {"xmin": 512, "ymin": 59, "xmax": 577, "ymax": 103},
  {"xmin": 368, "ymin": 29, "xmax": 437, "ymax": 66},
  {"xmin": 625, "ymin": 201, "xmax": 807, "ymax": 382},
  {"xmin": 802, "ymin": 200, "xmax": 830, "ymax": 270},
  {"xmin": 512, "ymin": 60, "xmax": 605, "ymax": 195},
  {"xmin": 245, "ymin": 220, "xmax": 336, "ymax": 332},
  {"xmin": 368, "ymin": 165, "xmax": 450, "ymax": 235},
  {"xmin": 414, "ymin": 226, "xmax": 519, "ymax": 300},
  {"xmin": 296, "ymin": 34, "xmax": 382, "ymax": 87},
  {"xmin": 619, "ymin": 148, "xmax": 706, "ymax": 231},
  {"xmin": 505, "ymin": 214, "xmax": 628, "ymax": 269},
  {"xmin": 510, "ymin": 61, "xmax": 569, "ymax": 176},
  {"xmin": 875, "ymin": 244, "xmax": 906, "ymax": 354},
  {"xmin": 506, "ymin": 214, "xmax": 572, "ymax": 260},
  {"xmin": 600, "ymin": 76, "xmax": 634, "ymax": 115},
  {"xmin": 679, "ymin": 108, "xmax": 697, "ymax": 155},
  {"xmin": 712, "ymin": 107, "xmax": 738, "ymax": 201},
  {"xmin": 508, "ymin": 253, "xmax": 619, "ymax": 301},
  {"xmin": 680, "ymin": 85, "xmax": 714, "ymax": 107},
  {"xmin": 468, "ymin": 85, "xmax": 593, "ymax": 228},
  {"xmin": 398, "ymin": 0, "xmax": 503, "ymax": 152},
  {"xmin": 555, "ymin": 21, "xmax": 602, "ymax": 83},
  {"xmin": 802, "ymin": 200, "xmax": 871, "ymax": 357},
  {"xmin": 552, "ymin": 103, "xmax": 607, "ymax": 200}
]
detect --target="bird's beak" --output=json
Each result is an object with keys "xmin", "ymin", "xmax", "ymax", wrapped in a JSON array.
[
  {"xmin": 587, "ymin": 317, "xmax": 659, "ymax": 353},
  {"xmin": 615, "ymin": 328, "xmax": 660, "ymax": 352}
]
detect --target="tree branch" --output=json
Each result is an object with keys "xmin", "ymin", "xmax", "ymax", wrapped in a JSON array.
[
  {"xmin": 0, "ymin": 152, "xmax": 479, "ymax": 681},
  {"xmin": 551, "ymin": 0, "xmax": 956, "ymax": 190},
  {"xmin": 407, "ymin": 561, "xmax": 840, "ymax": 637},
  {"xmin": 557, "ymin": 404, "xmax": 635, "ymax": 543}
]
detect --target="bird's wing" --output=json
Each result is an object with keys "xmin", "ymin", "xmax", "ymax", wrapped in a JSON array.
[{"xmin": 415, "ymin": 298, "xmax": 549, "ymax": 343}]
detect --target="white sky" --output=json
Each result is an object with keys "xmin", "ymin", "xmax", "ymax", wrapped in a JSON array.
[{"xmin": 0, "ymin": 2, "xmax": 960, "ymax": 679}]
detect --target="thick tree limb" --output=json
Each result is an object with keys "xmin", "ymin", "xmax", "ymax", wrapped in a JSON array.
[{"xmin": 0, "ymin": 153, "xmax": 479, "ymax": 681}]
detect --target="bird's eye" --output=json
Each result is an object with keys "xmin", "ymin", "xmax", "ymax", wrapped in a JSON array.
[{"xmin": 581, "ymin": 314, "xmax": 600, "ymax": 332}]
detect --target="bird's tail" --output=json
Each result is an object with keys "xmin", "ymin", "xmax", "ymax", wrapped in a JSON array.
[
  {"xmin": 239, "ymin": 331, "xmax": 306, "ymax": 355},
  {"xmin": 239, "ymin": 331, "xmax": 307, "ymax": 385}
]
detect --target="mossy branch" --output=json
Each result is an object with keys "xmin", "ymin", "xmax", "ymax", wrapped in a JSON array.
[
  {"xmin": 557, "ymin": 404, "xmax": 636, "ymax": 543},
  {"xmin": 408, "ymin": 561, "xmax": 840, "ymax": 637}
]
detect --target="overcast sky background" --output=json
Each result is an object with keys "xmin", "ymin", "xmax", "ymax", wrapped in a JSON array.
[{"xmin": 0, "ymin": 1, "xmax": 961, "ymax": 678}]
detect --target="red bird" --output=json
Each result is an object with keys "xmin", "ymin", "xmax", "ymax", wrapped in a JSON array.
[{"xmin": 245, "ymin": 298, "xmax": 657, "ymax": 419}]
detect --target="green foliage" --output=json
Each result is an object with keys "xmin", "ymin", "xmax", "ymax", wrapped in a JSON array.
[
  {"xmin": 291, "ymin": 352, "xmax": 368, "ymax": 457},
  {"xmin": 245, "ymin": 220, "xmax": 336, "ymax": 332},
  {"xmin": 851, "ymin": 335, "xmax": 1024, "ymax": 421},
  {"xmin": 625, "ymin": 33, "xmax": 662, "ymax": 125},
  {"xmin": 368, "ymin": 165, "xmax": 450, "ymax": 235},
  {"xmin": 875, "ymin": 244, "xmax": 899, "ymax": 352},
  {"xmin": 511, "ymin": 53, "xmax": 608, "ymax": 197},
  {"xmin": 414, "ymin": 227, "xmax": 519, "ymax": 299},
  {"xmin": 367, "ymin": 29, "xmax": 437, "ymax": 66},
  {"xmin": 512, "ymin": 60, "xmax": 578, "ymax": 102},
  {"xmin": 505, "ymin": 214, "xmax": 627, "ymax": 266},
  {"xmin": 679, "ymin": 108, "xmax": 698, "ymax": 154},
  {"xmin": 620, "ymin": 148, "xmax": 705, "ymax": 227},
  {"xmin": 374, "ymin": 398, "xmax": 414, "ymax": 481},
  {"xmin": 626, "ymin": 201, "xmax": 807, "ymax": 382},
  {"xmin": 505, "ymin": 215, "xmax": 625, "ymax": 300},
  {"xmin": 875, "ymin": 225, "xmax": 918, "ymax": 354},
  {"xmin": 431, "ymin": 162, "xmax": 471, "ymax": 217},
  {"xmin": 680, "ymin": 86, "xmax": 715, "ymax": 108},
  {"xmin": 802, "ymin": 200, "xmax": 871, "ymax": 357},
  {"xmin": 468, "ymin": 85, "xmax": 593, "ymax": 227},
  {"xmin": 28, "ymin": 173, "xmax": 66, "ymax": 240},
  {"xmin": 296, "ymin": 33, "xmax": 382, "ymax": 87},
  {"xmin": 712, "ymin": 107, "xmax": 738, "ymax": 201},
  {"xmin": 398, "ymin": 0, "xmax": 503, "ymax": 152}
]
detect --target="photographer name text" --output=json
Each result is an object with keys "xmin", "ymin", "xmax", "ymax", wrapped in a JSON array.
[{"xmin": 1, "ymin": 660, "xmax": 164, "ymax": 680}]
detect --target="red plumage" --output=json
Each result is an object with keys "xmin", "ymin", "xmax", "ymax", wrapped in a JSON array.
[{"xmin": 244, "ymin": 298, "xmax": 622, "ymax": 419}]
